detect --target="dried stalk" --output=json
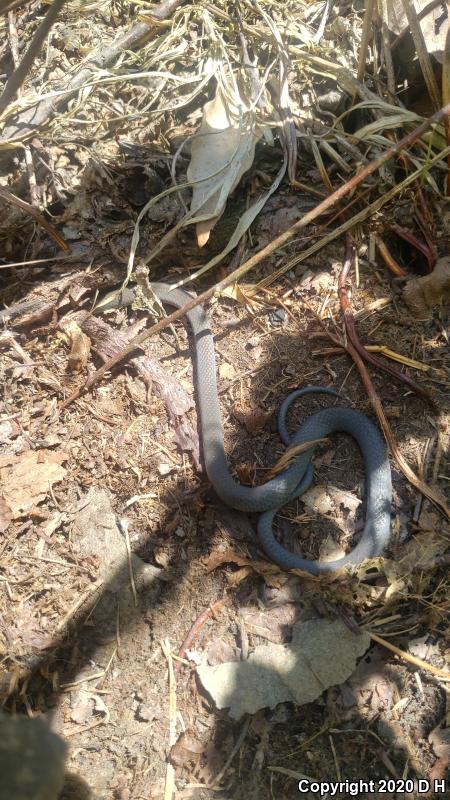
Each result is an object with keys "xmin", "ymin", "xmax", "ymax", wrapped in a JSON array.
[
  {"xmin": 0, "ymin": 0, "xmax": 67, "ymax": 113},
  {"xmin": 59, "ymin": 103, "xmax": 450, "ymax": 414},
  {"xmin": 0, "ymin": 185, "xmax": 69, "ymax": 251}
]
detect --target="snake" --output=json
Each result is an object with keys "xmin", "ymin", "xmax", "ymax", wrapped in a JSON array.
[{"xmin": 103, "ymin": 281, "xmax": 392, "ymax": 575}]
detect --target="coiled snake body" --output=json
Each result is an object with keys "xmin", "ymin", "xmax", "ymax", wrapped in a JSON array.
[{"xmin": 110, "ymin": 282, "xmax": 392, "ymax": 575}]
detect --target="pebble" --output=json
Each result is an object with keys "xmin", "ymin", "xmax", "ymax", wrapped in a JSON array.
[{"xmin": 267, "ymin": 308, "xmax": 286, "ymax": 327}]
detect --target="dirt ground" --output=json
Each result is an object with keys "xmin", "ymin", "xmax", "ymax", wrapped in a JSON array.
[
  {"xmin": 1, "ymin": 1, "xmax": 450, "ymax": 798},
  {"xmin": 1, "ymin": 184, "xmax": 449, "ymax": 798}
]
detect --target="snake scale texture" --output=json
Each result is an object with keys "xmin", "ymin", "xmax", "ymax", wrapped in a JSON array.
[{"xmin": 107, "ymin": 282, "xmax": 392, "ymax": 575}]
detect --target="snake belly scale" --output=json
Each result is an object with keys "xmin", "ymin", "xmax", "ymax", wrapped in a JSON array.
[{"xmin": 106, "ymin": 282, "xmax": 392, "ymax": 574}]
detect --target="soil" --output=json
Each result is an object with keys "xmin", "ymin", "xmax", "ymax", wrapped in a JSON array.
[
  {"xmin": 0, "ymin": 3, "xmax": 449, "ymax": 799},
  {"xmin": 1, "ymin": 223, "xmax": 449, "ymax": 798}
]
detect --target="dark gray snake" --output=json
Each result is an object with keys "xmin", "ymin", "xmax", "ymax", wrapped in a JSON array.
[{"xmin": 106, "ymin": 282, "xmax": 392, "ymax": 574}]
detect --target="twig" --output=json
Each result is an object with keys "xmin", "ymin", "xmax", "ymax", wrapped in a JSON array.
[
  {"xmin": 175, "ymin": 598, "xmax": 230, "ymax": 675},
  {"xmin": 337, "ymin": 242, "xmax": 450, "ymax": 513},
  {"xmin": 1, "ymin": 0, "xmax": 35, "ymax": 13},
  {"xmin": 0, "ymin": 186, "xmax": 69, "ymax": 251},
  {"xmin": 59, "ymin": 102, "xmax": 450, "ymax": 412},
  {"xmin": 374, "ymin": 234, "xmax": 408, "ymax": 278},
  {"xmin": 0, "ymin": 0, "xmax": 67, "ymax": 113},
  {"xmin": 342, "ymin": 338, "xmax": 448, "ymax": 517},
  {"xmin": 356, "ymin": 0, "xmax": 376, "ymax": 85},
  {"xmin": 117, "ymin": 518, "xmax": 138, "ymax": 607},
  {"xmin": 148, "ymin": 0, "xmax": 186, "ymax": 20},
  {"xmin": 161, "ymin": 638, "xmax": 177, "ymax": 800},
  {"xmin": 304, "ymin": 267, "xmax": 449, "ymax": 518},
  {"xmin": 1, "ymin": 0, "xmax": 185, "ymax": 140},
  {"xmin": 56, "ymin": 578, "xmax": 103, "ymax": 631},
  {"xmin": 7, "ymin": 9, "xmax": 19, "ymax": 70},
  {"xmin": 208, "ymin": 716, "xmax": 251, "ymax": 789},
  {"xmin": 379, "ymin": 0, "xmax": 396, "ymax": 96},
  {"xmin": 367, "ymin": 631, "xmax": 450, "ymax": 679},
  {"xmin": 338, "ymin": 240, "xmax": 433, "ymax": 403},
  {"xmin": 400, "ymin": 0, "xmax": 441, "ymax": 112}
]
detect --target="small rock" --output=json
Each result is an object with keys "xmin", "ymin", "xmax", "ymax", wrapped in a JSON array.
[{"xmin": 267, "ymin": 308, "xmax": 286, "ymax": 327}]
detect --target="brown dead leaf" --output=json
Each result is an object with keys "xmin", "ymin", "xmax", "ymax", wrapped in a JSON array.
[
  {"xmin": 0, "ymin": 450, "xmax": 68, "ymax": 520},
  {"xmin": 222, "ymin": 283, "xmax": 262, "ymax": 311},
  {"xmin": 203, "ymin": 548, "xmax": 286, "ymax": 587},
  {"xmin": 232, "ymin": 401, "xmax": 272, "ymax": 433},
  {"xmin": 168, "ymin": 730, "xmax": 204, "ymax": 768},
  {"xmin": 234, "ymin": 462, "xmax": 257, "ymax": 486},
  {"xmin": 197, "ymin": 618, "xmax": 370, "ymax": 718},
  {"xmin": 403, "ymin": 257, "xmax": 450, "ymax": 319},
  {"xmin": 59, "ymin": 319, "xmax": 91, "ymax": 372}
]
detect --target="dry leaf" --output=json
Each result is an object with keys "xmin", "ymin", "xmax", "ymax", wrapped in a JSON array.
[
  {"xmin": 265, "ymin": 439, "xmax": 327, "ymax": 480},
  {"xmin": 197, "ymin": 618, "xmax": 370, "ymax": 718},
  {"xmin": 203, "ymin": 548, "xmax": 286, "ymax": 587},
  {"xmin": 168, "ymin": 731, "xmax": 205, "ymax": 768},
  {"xmin": 403, "ymin": 257, "xmax": 450, "ymax": 319},
  {"xmin": 59, "ymin": 319, "xmax": 91, "ymax": 372},
  {"xmin": 0, "ymin": 450, "xmax": 68, "ymax": 520},
  {"xmin": 233, "ymin": 401, "xmax": 272, "ymax": 433},
  {"xmin": 222, "ymin": 283, "xmax": 262, "ymax": 311},
  {"xmin": 187, "ymin": 78, "xmax": 261, "ymax": 247}
]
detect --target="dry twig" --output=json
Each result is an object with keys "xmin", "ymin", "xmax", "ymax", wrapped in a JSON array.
[{"xmin": 59, "ymin": 102, "xmax": 450, "ymax": 412}]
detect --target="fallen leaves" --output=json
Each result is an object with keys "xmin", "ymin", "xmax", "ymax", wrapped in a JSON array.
[
  {"xmin": 232, "ymin": 400, "xmax": 272, "ymax": 434},
  {"xmin": 403, "ymin": 256, "xmax": 450, "ymax": 319},
  {"xmin": 0, "ymin": 449, "xmax": 68, "ymax": 531},
  {"xmin": 187, "ymin": 78, "xmax": 261, "ymax": 247},
  {"xmin": 197, "ymin": 618, "xmax": 370, "ymax": 718},
  {"xmin": 202, "ymin": 548, "xmax": 287, "ymax": 588},
  {"xmin": 58, "ymin": 319, "xmax": 91, "ymax": 372}
]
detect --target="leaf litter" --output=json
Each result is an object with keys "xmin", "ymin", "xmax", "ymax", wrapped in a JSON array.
[{"xmin": 0, "ymin": 0, "xmax": 449, "ymax": 796}]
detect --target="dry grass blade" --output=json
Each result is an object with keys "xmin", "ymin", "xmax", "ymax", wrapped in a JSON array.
[
  {"xmin": 443, "ymin": 25, "xmax": 450, "ymax": 194},
  {"xmin": 379, "ymin": 0, "xmax": 396, "ymax": 96},
  {"xmin": 347, "ymin": 338, "xmax": 449, "ymax": 518},
  {"xmin": 356, "ymin": 0, "xmax": 376, "ymax": 85},
  {"xmin": 60, "ymin": 105, "xmax": 450, "ymax": 413},
  {"xmin": 337, "ymin": 243, "xmax": 448, "ymax": 516},
  {"xmin": 256, "ymin": 144, "xmax": 450, "ymax": 292},
  {"xmin": 367, "ymin": 631, "xmax": 450, "ymax": 679},
  {"xmin": 0, "ymin": 0, "xmax": 67, "ymax": 113}
]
